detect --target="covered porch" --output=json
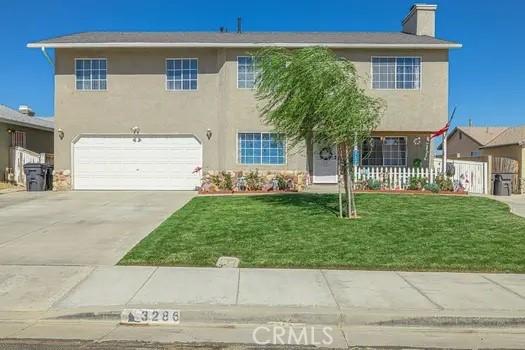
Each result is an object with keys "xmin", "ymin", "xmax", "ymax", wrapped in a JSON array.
[{"xmin": 311, "ymin": 132, "xmax": 433, "ymax": 184}]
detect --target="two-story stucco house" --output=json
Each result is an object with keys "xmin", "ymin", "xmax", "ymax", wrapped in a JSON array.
[{"xmin": 28, "ymin": 3, "xmax": 460, "ymax": 191}]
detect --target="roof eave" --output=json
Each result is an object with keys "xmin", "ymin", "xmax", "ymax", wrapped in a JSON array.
[
  {"xmin": 0, "ymin": 116, "xmax": 54, "ymax": 132},
  {"xmin": 480, "ymin": 142, "xmax": 522, "ymax": 149},
  {"xmin": 27, "ymin": 42, "xmax": 462, "ymax": 49}
]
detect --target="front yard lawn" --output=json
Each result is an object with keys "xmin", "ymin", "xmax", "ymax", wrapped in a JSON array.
[{"xmin": 119, "ymin": 193, "xmax": 525, "ymax": 272}]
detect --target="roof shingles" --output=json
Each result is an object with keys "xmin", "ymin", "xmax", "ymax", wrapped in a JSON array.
[
  {"xmin": 0, "ymin": 105, "xmax": 54, "ymax": 131},
  {"xmin": 28, "ymin": 31, "xmax": 460, "ymax": 47},
  {"xmin": 483, "ymin": 126, "xmax": 525, "ymax": 148}
]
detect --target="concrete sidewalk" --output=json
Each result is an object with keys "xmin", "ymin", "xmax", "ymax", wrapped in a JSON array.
[
  {"xmin": 1, "ymin": 265, "xmax": 525, "ymax": 347},
  {"xmin": 491, "ymin": 194, "xmax": 525, "ymax": 218},
  {"xmin": 3, "ymin": 266, "xmax": 525, "ymax": 314}
]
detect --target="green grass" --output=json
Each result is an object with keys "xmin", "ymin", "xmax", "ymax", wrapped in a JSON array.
[{"xmin": 119, "ymin": 193, "xmax": 525, "ymax": 272}]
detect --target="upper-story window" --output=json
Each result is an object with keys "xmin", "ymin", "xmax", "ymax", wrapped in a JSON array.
[
  {"xmin": 166, "ymin": 58, "xmax": 198, "ymax": 91},
  {"xmin": 237, "ymin": 56, "xmax": 258, "ymax": 89},
  {"xmin": 371, "ymin": 57, "xmax": 421, "ymax": 90},
  {"xmin": 75, "ymin": 58, "xmax": 107, "ymax": 90}
]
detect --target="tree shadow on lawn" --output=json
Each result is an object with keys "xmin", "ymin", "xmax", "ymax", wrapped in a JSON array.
[{"xmin": 250, "ymin": 193, "xmax": 341, "ymax": 217}]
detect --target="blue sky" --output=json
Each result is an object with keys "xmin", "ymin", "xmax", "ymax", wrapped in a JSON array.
[{"xmin": 1, "ymin": 0, "xmax": 523, "ymax": 128}]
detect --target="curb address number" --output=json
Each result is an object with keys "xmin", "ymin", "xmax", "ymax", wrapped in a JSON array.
[{"xmin": 121, "ymin": 309, "xmax": 180, "ymax": 325}]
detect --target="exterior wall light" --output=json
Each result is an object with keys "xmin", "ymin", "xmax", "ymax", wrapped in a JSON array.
[
  {"xmin": 131, "ymin": 126, "xmax": 141, "ymax": 142},
  {"xmin": 57, "ymin": 128, "xmax": 64, "ymax": 140},
  {"xmin": 206, "ymin": 129, "xmax": 212, "ymax": 140}
]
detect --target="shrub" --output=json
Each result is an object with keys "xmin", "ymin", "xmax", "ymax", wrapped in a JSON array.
[
  {"xmin": 412, "ymin": 158, "xmax": 422, "ymax": 168},
  {"xmin": 221, "ymin": 172, "xmax": 233, "ymax": 191},
  {"xmin": 435, "ymin": 175, "xmax": 454, "ymax": 192},
  {"xmin": 366, "ymin": 178, "xmax": 381, "ymax": 190},
  {"xmin": 424, "ymin": 182, "xmax": 440, "ymax": 193},
  {"xmin": 209, "ymin": 172, "xmax": 233, "ymax": 191},
  {"xmin": 246, "ymin": 171, "xmax": 264, "ymax": 191},
  {"xmin": 408, "ymin": 176, "xmax": 427, "ymax": 190},
  {"xmin": 275, "ymin": 174, "xmax": 288, "ymax": 191}
]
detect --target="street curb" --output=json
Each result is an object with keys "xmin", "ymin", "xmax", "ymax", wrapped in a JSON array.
[{"xmin": 41, "ymin": 304, "xmax": 525, "ymax": 328}]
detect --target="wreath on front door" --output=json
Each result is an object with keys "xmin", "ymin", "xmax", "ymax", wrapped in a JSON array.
[{"xmin": 319, "ymin": 147, "xmax": 334, "ymax": 161}]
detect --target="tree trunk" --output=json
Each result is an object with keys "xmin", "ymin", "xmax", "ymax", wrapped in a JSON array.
[
  {"xmin": 339, "ymin": 143, "xmax": 351, "ymax": 218},
  {"xmin": 337, "ymin": 145, "xmax": 343, "ymax": 218}
]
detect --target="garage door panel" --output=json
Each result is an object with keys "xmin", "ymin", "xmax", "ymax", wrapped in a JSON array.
[{"xmin": 73, "ymin": 136, "xmax": 202, "ymax": 190}]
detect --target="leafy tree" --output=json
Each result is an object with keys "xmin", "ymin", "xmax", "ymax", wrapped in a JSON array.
[{"xmin": 254, "ymin": 47, "xmax": 385, "ymax": 218}]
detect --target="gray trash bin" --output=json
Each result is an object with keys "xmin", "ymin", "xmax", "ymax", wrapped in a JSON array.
[
  {"xmin": 24, "ymin": 163, "xmax": 50, "ymax": 191},
  {"xmin": 493, "ymin": 173, "xmax": 512, "ymax": 196}
]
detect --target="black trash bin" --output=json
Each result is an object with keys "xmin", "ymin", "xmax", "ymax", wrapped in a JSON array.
[
  {"xmin": 44, "ymin": 163, "xmax": 54, "ymax": 191},
  {"xmin": 493, "ymin": 173, "xmax": 512, "ymax": 196},
  {"xmin": 24, "ymin": 163, "xmax": 52, "ymax": 191}
]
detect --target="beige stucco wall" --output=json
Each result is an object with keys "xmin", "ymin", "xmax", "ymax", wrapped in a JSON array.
[
  {"xmin": 53, "ymin": 47, "xmax": 449, "ymax": 175},
  {"xmin": 446, "ymin": 131, "xmax": 482, "ymax": 158},
  {"xmin": 0, "ymin": 122, "xmax": 54, "ymax": 181}
]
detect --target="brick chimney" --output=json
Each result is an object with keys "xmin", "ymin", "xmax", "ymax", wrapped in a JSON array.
[{"xmin": 402, "ymin": 4, "xmax": 437, "ymax": 37}]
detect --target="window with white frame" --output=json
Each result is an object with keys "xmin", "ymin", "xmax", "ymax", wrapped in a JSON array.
[
  {"xmin": 237, "ymin": 56, "xmax": 258, "ymax": 89},
  {"xmin": 75, "ymin": 59, "xmax": 107, "ymax": 90},
  {"xmin": 372, "ymin": 57, "xmax": 421, "ymax": 89},
  {"xmin": 361, "ymin": 137, "xmax": 407, "ymax": 166},
  {"xmin": 166, "ymin": 59, "xmax": 198, "ymax": 91},
  {"xmin": 11, "ymin": 131, "xmax": 26, "ymax": 148},
  {"xmin": 238, "ymin": 132, "xmax": 285, "ymax": 165}
]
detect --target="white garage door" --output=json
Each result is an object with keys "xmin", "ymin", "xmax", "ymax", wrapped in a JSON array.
[{"xmin": 73, "ymin": 135, "xmax": 202, "ymax": 190}]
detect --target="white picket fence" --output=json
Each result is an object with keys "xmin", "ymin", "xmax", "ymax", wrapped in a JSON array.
[
  {"xmin": 9, "ymin": 147, "xmax": 47, "ymax": 185},
  {"xmin": 433, "ymin": 159, "xmax": 488, "ymax": 194},
  {"xmin": 353, "ymin": 166, "xmax": 439, "ymax": 191},
  {"xmin": 353, "ymin": 159, "xmax": 488, "ymax": 194}
]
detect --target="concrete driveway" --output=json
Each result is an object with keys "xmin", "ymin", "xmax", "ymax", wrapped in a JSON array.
[{"xmin": 0, "ymin": 191, "xmax": 195, "ymax": 265}]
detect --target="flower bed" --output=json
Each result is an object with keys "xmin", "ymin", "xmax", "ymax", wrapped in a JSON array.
[
  {"xmin": 353, "ymin": 174, "xmax": 468, "ymax": 194},
  {"xmin": 199, "ymin": 170, "xmax": 309, "ymax": 194},
  {"xmin": 353, "ymin": 189, "xmax": 467, "ymax": 195}
]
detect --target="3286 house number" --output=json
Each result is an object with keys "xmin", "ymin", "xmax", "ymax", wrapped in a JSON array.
[{"xmin": 121, "ymin": 309, "xmax": 180, "ymax": 325}]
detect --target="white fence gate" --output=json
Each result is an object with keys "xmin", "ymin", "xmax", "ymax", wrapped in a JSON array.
[
  {"xmin": 433, "ymin": 159, "xmax": 488, "ymax": 194},
  {"xmin": 9, "ymin": 147, "xmax": 47, "ymax": 185}
]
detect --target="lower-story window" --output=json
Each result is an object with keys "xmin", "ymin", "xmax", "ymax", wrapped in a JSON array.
[
  {"xmin": 362, "ymin": 136, "xmax": 407, "ymax": 166},
  {"xmin": 238, "ymin": 132, "xmax": 286, "ymax": 165}
]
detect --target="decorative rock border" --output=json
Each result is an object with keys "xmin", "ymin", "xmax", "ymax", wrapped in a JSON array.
[{"xmin": 53, "ymin": 169, "xmax": 71, "ymax": 191}]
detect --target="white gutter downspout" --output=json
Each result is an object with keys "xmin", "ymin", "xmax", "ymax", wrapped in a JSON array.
[{"xmin": 41, "ymin": 47, "xmax": 54, "ymax": 66}]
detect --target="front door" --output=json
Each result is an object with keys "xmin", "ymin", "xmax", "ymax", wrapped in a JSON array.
[{"xmin": 313, "ymin": 144, "xmax": 338, "ymax": 184}]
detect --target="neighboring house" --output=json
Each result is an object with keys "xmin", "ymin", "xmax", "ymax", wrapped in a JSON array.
[
  {"xmin": 442, "ymin": 126, "xmax": 508, "ymax": 158},
  {"xmin": 443, "ymin": 125, "xmax": 525, "ymax": 194},
  {"xmin": 27, "ymin": 3, "xmax": 461, "ymax": 191},
  {"xmin": 0, "ymin": 105, "xmax": 54, "ymax": 182},
  {"xmin": 480, "ymin": 126, "xmax": 525, "ymax": 194}
]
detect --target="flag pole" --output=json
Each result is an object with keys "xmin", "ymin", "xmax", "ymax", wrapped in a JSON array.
[
  {"xmin": 442, "ymin": 130, "xmax": 447, "ymax": 174},
  {"xmin": 442, "ymin": 106, "xmax": 456, "ymax": 175}
]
